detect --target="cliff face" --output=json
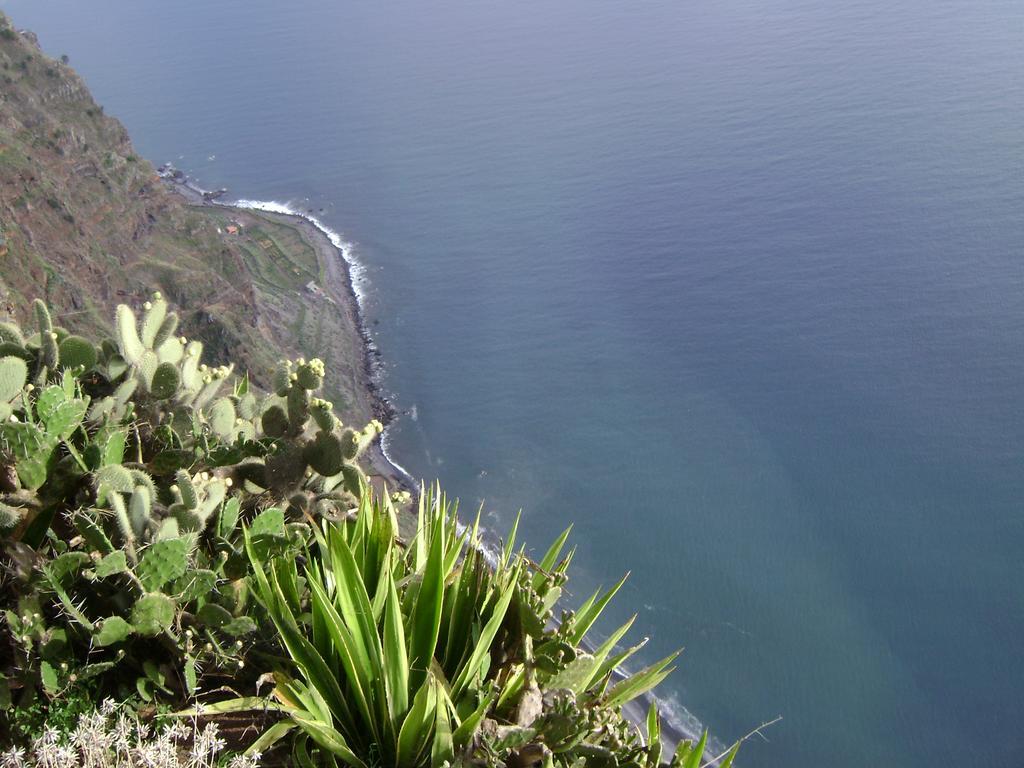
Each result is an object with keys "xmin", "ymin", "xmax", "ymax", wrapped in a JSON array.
[
  {"xmin": 0, "ymin": 16, "xmax": 272, "ymax": 374},
  {"xmin": 0, "ymin": 12, "xmax": 397, "ymax": 481},
  {"xmin": 1, "ymin": 15, "xmax": 380, "ymax": 410}
]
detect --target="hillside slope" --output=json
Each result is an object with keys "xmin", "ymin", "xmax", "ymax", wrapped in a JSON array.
[{"xmin": 0, "ymin": 14, "xmax": 390, "ymax": 445}]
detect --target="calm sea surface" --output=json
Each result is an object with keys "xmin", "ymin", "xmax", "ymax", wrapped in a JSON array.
[{"xmin": 7, "ymin": 1, "xmax": 1024, "ymax": 765}]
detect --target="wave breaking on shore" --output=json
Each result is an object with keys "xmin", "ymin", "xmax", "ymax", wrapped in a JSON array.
[
  {"xmin": 232, "ymin": 198, "xmax": 370, "ymax": 305},
  {"xmin": 231, "ymin": 196, "xmax": 418, "ymax": 487}
]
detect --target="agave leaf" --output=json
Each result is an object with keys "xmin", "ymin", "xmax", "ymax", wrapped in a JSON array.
[
  {"xmin": 430, "ymin": 677, "xmax": 455, "ymax": 766},
  {"xmin": 246, "ymin": 721, "xmax": 296, "ymax": 756},
  {"xmin": 646, "ymin": 702, "xmax": 662, "ymax": 768},
  {"xmin": 246, "ymin": 529, "xmax": 356, "ymax": 740},
  {"xmin": 305, "ymin": 574, "xmax": 374, "ymax": 737},
  {"xmin": 717, "ymin": 740, "xmax": 741, "ymax": 768},
  {"xmin": 172, "ymin": 697, "xmax": 284, "ymax": 716},
  {"xmin": 326, "ymin": 528, "xmax": 385, "ymax": 677},
  {"xmin": 451, "ymin": 689, "xmax": 495, "ymax": 748},
  {"xmin": 604, "ymin": 651, "xmax": 679, "ymax": 710},
  {"xmin": 500, "ymin": 510, "xmax": 521, "ymax": 571},
  {"xmin": 533, "ymin": 525, "xmax": 573, "ymax": 589},
  {"xmin": 677, "ymin": 729, "xmax": 707, "ymax": 768},
  {"xmin": 397, "ymin": 676, "xmax": 437, "ymax": 768},
  {"xmin": 546, "ymin": 617, "xmax": 636, "ymax": 695},
  {"xmin": 290, "ymin": 709, "xmax": 368, "ymax": 768},
  {"xmin": 450, "ymin": 563, "xmax": 519, "ymax": 699},
  {"xmin": 409, "ymin": 504, "xmax": 445, "ymax": 692},
  {"xmin": 383, "ymin": 570, "xmax": 410, "ymax": 721},
  {"xmin": 495, "ymin": 664, "xmax": 526, "ymax": 711},
  {"xmin": 567, "ymin": 572, "xmax": 629, "ymax": 646}
]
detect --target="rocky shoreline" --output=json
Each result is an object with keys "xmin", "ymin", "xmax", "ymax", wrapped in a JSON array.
[{"xmin": 160, "ymin": 170, "xmax": 413, "ymax": 499}]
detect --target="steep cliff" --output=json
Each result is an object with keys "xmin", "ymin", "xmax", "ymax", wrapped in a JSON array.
[{"xmin": 0, "ymin": 14, "xmax": 386, "ymax": 432}]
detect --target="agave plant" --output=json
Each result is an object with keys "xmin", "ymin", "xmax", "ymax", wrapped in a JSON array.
[{"xmin": 223, "ymin": 485, "xmax": 737, "ymax": 768}]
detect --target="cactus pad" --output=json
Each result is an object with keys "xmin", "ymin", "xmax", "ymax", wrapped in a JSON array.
[
  {"xmin": 35, "ymin": 386, "xmax": 87, "ymax": 439},
  {"xmin": 139, "ymin": 350, "xmax": 159, "ymax": 391},
  {"xmin": 249, "ymin": 506, "xmax": 285, "ymax": 538},
  {"xmin": 94, "ymin": 464, "xmax": 135, "ymax": 501},
  {"xmin": 0, "ymin": 321, "xmax": 24, "ymax": 346},
  {"xmin": 95, "ymin": 550, "xmax": 128, "ymax": 578},
  {"xmin": 287, "ymin": 386, "xmax": 310, "ymax": 432},
  {"xmin": 131, "ymin": 592, "xmax": 176, "ymax": 636},
  {"xmin": 116, "ymin": 304, "xmax": 144, "ymax": 364},
  {"xmin": 0, "ymin": 502, "xmax": 24, "ymax": 531},
  {"xmin": 175, "ymin": 469, "xmax": 198, "ymax": 510},
  {"xmin": 295, "ymin": 359, "xmax": 325, "ymax": 390},
  {"xmin": 138, "ymin": 537, "xmax": 190, "ymax": 591},
  {"xmin": 150, "ymin": 362, "xmax": 180, "ymax": 400},
  {"xmin": 1, "ymin": 421, "xmax": 58, "ymax": 490},
  {"xmin": 197, "ymin": 602, "xmax": 233, "ymax": 628},
  {"xmin": 128, "ymin": 484, "xmax": 153, "ymax": 540},
  {"xmin": 58, "ymin": 335, "xmax": 97, "ymax": 371},
  {"xmin": 95, "ymin": 616, "xmax": 133, "ymax": 646},
  {"xmin": 75, "ymin": 513, "xmax": 115, "ymax": 554},
  {"xmin": 0, "ymin": 356, "xmax": 27, "ymax": 402},
  {"xmin": 140, "ymin": 297, "xmax": 167, "ymax": 349},
  {"xmin": 153, "ymin": 312, "xmax": 179, "ymax": 350},
  {"xmin": 209, "ymin": 397, "xmax": 236, "ymax": 439},
  {"xmin": 304, "ymin": 432, "xmax": 344, "ymax": 477},
  {"xmin": 262, "ymin": 404, "xmax": 289, "ymax": 437}
]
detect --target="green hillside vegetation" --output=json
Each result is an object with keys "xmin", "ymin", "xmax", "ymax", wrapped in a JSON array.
[{"xmin": 0, "ymin": 13, "xmax": 378, "ymax": 427}]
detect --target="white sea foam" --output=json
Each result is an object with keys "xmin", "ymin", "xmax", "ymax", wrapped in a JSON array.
[
  {"xmin": 380, "ymin": 429, "xmax": 416, "ymax": 485},
  {"xmin": 232, "ymin": 198, "xmax": 370, "ymax": 306},
  {"xmin": 230, "ymin": 196, "xmax": 416, "ymax": 487}
]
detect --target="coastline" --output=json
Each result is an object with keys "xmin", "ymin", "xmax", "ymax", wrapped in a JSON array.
[
  {"xmin": 161, "ymin": 172, "xmax": 414, "ymax": 500},
  {"xmin": 161, "ymin": 173, "xmax": 706, "ymax": 752}
]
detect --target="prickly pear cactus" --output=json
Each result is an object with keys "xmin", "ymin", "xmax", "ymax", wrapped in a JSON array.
[
  {"xmin": 0, "ymin": 290, "xmax": 402, "ymax": 705},
  {"xmin": 137, "ymin": 537, "xmax": 190, "ymax": 592},
  {"xmin": 57, "ymin": 335, "xmax": 97, "ymax": 371},
  {"xmin": 0, "ymin": 355, "xmax": 26, "ymax": 421}
]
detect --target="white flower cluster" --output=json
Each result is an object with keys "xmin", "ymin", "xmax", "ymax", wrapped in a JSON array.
[{"xmin": 0, "ymin": 700, "xmax": 261, "ymax": 768}]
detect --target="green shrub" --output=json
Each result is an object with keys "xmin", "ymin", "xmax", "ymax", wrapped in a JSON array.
[{"xmin": 210, "ymin": 485, "xmax": 737, "ymax": 768}]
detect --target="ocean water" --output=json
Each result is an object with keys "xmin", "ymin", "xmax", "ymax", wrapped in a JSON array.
[{"xmin": 7, "ymin": 1, "xmax": 1024, "ymax": 765}]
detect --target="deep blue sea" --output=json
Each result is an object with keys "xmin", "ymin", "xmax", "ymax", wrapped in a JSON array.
[{"xmin": 7, "ymin": 1, "xmax": 1024, "ymax": 765}]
